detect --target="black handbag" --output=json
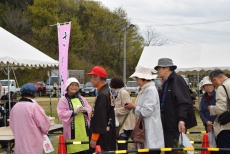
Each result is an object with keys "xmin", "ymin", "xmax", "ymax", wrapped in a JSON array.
[{"xmin": 218, "ymin": 85, "xmax": 230, "ymax": 125}]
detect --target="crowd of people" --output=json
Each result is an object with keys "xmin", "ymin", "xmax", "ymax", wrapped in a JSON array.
[{"xmin": 1, "ymin": 58, "xmax": 230, "ymax": 154}]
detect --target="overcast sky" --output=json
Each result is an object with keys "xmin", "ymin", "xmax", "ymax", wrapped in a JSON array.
[{"xmin": 96, "ymin": 0, "xmax": 230, "ymax": 45}]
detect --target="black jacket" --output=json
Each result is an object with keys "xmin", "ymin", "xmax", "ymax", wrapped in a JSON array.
[
  {"xmin": 161, "ymin": 72, "xmax": 197, "ymax": 131},
  {"xmin": 90, "ymin": 84, "xmax": 116, "ymax": 151}
]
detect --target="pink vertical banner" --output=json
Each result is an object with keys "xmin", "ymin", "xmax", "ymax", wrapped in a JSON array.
[{"xmin": 58, "ymin": 22, "xmax": 71, "ymax": 96}]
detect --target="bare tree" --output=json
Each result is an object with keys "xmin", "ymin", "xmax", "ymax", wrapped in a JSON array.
[{"xmin": 144, "ymin": 26, "xmax": 168, "ymax": 46}]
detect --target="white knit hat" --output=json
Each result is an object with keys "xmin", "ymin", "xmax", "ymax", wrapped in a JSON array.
[
  {"xmin": 130, "ymin": 65, "xmax": 155, "ymax": 80},
  {"xmin": 65, "ymin": 77, "xmax": 80, "ymax": 91}
]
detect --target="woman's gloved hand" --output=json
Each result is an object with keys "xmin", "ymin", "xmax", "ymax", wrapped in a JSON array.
[{"xmin": 75, "ymin": 106, "xmax": 85, "ymax": 114}]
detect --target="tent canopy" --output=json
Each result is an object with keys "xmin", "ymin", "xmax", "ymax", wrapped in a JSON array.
[
  {"xmin": 137, "ymin": 43, "xmax": 230, "ymax": 75},
  {"xmin": 0, "ymin": 27, "xmax": 58, "ymax": 68},
  {"xmin": 0, "ymin": 27, "xmax": 59, "ymax": 117}
]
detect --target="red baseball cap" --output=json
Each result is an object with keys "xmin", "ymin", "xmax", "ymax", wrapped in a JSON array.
[{"xmin": 87, "ymin": 66, "xmax": 107, "ymax": 78}]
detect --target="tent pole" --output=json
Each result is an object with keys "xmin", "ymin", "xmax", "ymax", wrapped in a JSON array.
[
  {"xmin": 7, "ymin": 62, "xmax": 11, "ymax": 115},
  {"xmin": 197, "ymin": 72, "xmax": 200, "ymax": 109},
  {"xmin": 12, "ymin": 69, "xmax": 19, "ymax": 89},
  {"xmin": 48, "ymin": 72, "xmax": 52, "ymax": 117}
]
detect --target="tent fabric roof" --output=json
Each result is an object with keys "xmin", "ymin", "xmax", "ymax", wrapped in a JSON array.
[
  {"xmin": 137, "ymin": 44, "xmax": 230, "ymax": 75},
  {"xmin": 0, "ymin": 27, "xmax": 58, "ymax": 68}
]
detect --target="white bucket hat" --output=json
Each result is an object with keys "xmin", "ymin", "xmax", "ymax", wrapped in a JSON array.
[
  {"xmin": 65, "ymin": 77, "xmax": 80, "ymax": 91},
  {"xmin": 130, "ymin": 65, "xmax": 155, "ymax": 80},
  {"xmin": 201, "ymin": 76, "xmax": 212, "ymax": 89}
]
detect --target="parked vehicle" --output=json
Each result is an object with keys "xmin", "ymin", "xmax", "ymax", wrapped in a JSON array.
[
  {"xmin": 0, "ymin": 79, "xmax": 20, "ymax": 96},
  {"xmin": 125, "ymin": 81, "xmax": 139, "ymax": 96},
  {"xmin": 46, "ymin": 76, "xmax": 60, "ymax": 95},
  {"xmin": 28, "ymin": 81, "xmax": 46, "ymax": 96},
  {"xmin": 153, "ymin": 78, "xmax": 163, "ymax": 97},
  {"xmin": 46, "ymin": 69, "xmax": 85, "ymax": 95},
  {"xmin": 184, "ymin": 77, "xmax": 197, "ymax": 104},
  {"xmin": 78, "ymin": 83, "xmax": 84, "ymax": 94},
  {"xmin": 198, "ymin": 80, "xmax": 204, "ymax": 96},
  {"xmin": 80, "ymin": 82, "xmax": 97, "ymax": 96},
  {"xmin": 153, "ymin": 78, "xmax": 162, "ymax": 90},
  {"xmin": 106, "ymin": 78, "xmax": 111, "ymax": 86},
  {"xmin": 183, "ymin": 77, "xmax": 191, "ymax": 86}
]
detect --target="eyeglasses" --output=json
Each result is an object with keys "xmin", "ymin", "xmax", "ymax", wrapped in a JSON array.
[{"xmin": 157, "ymin": 67, "xmax": 165, "ymax": 71}]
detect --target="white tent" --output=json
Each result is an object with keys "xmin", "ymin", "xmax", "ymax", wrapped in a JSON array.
[
  {"xmin": 0, "ymin": 27, "xmax": 58, "ymax": 114},
  {"xmin": 137, "ymin": 43, "xmax": 230, "ymax": 74},
  {"xmin": 0, "ymin": 27, "xmax": 58, "ymax": 68}
]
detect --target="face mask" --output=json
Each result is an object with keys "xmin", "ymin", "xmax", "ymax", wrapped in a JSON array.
[
  {"xmin": 115, "ymin": 89, "xmax": 119, "ymax": 96},
  {"xmin": 112, "ymin": 88, "xmax": 120, "ymax": 99}
]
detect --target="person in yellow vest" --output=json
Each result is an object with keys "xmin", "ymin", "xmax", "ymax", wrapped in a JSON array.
[{"xmin": 57, "ymin": 77, "xmax": 92, "ymax": 154}]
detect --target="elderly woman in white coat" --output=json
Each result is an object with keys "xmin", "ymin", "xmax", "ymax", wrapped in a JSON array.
[{"xmin": 125, "ymin": 66, "xmax": 164, "ymax": 154}]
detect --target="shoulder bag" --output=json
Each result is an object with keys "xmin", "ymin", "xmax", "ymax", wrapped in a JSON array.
[
  {"xmin": 114, "ymin": 89, "xmax": 130, "ymax": 137},
  {"xmin": 131, "ymin": 115, "xmax": 145, "ymax": 148},
  {"xmin": 218, "ymin": 85, "xmax": 230, "ymax": 125},
  {"xmin": 116, "ymin": 113, "xmax": 129, "ymax": 138}
]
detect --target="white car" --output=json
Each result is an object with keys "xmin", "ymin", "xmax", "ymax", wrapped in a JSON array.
[
  {"xmin": 0, "ymin": 79, "xmax": 20, "ymax": 95},
  {"xmin": 125, "ymin": 81, "xmax": 139, "ymax": 96}
]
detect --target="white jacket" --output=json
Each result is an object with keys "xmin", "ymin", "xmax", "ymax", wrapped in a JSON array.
[{"xmin": 133, "ymin": 81, "xmax": 165, "ymax": 148}]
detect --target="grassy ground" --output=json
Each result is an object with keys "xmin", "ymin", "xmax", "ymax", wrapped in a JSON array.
[{"xmin": 2, "ymin": 96, "xmax": 204, "ymax": 154}]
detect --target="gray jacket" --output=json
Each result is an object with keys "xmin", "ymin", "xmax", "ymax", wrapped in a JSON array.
[{"xmin": 133, "ymin": 81, "xmax": 164, "ymax": 148}]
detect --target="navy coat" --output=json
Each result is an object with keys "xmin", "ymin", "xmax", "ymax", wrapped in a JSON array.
[{"xmin": 199, "ymin": 90, "xmax": 217, "ymax": 130}]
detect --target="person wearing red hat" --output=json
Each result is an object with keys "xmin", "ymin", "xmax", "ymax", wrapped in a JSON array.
[{"xmin": 87, "ymin": 66, "xmax": 116, "ymax": 152}]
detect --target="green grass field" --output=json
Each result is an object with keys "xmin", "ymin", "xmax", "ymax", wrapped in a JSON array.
[{"xmin": 2, "ymin": 96, "xmax": 205, "ymax": 154}]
